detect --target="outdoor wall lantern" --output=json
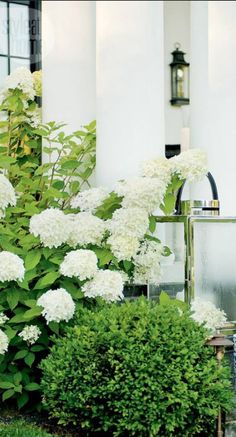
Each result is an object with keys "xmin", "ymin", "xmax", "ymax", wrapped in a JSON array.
[{"xmin": 170, "ymin": 43, "xmax": 190, "ymax": 106}]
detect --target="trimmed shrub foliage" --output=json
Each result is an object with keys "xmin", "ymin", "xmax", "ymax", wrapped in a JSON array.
[{"xmin": 40, "ymin": 298, "xmax": 233, "ymax": 437}]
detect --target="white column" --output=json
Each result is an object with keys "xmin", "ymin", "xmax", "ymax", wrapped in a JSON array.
[
  {"xmin": 191, "ymin": 1, "xmax": 236, "ymax": 214},
  {"xmin": 96, "ymin": 1, "xmax": 165, "ymax": 187},
  {"xmin": 42, "ymin": 1, "xmax": 96, "ymax": 131}
]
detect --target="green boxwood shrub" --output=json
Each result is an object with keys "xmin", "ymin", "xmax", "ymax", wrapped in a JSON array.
[{"xmin": 40, "ymin": 298, "xmax": 233, "ymax": 437}]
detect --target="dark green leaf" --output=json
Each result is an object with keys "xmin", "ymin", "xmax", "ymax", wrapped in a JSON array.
[
  {"xmin": 7, "ymin": 289, "xmax": 20, "ymax": 310},
  {"xmin": 34, "ymin": 272, "xmax": 59, "ymax": 290},
  {"xmin": 2, "ymin": 389, "xmax": 15, "ymax": 401},
  {"xmin": 25, "ymin": 382, "xmax": 40, "ymax": 391},
  {"xmin": 149, "ymin": 216, "xmax": 156, "ymax": 233},
  {"xmin": 25, "ymin": 251, "xmax": 41, "ymax": 270},
  {"xmin": 60, "ymin": 160, "xmax": 79, "ymax": 170},
  {"xmin": 161, "ymin": 193, "xmax": 176, "ymax": 215},
  {"xmin": 13, "ymin": 372, "xmax": 22, "ymax": 385},
  {"xmin": 52, "ymin": 180, "xmax": 65, "ymax": 190},
  {"xmin": 23, "ymin": 306, "xmax": 42, "ymax": 321},
  {"xmin": 123, "ymin": 260, "xmax": 133, "ymax": 272},
  {"xmin": 14, "ymin": 350, "xmax": 28, "ymax": 360},
  {"xmin": 9, "ymin": 313, "xmax": 26, "ymax": 324},
  {"xmin": 0, "ymin": 381, "xmax": 15, "ymax": 389},
  {"xmin": 17, "ymin": 391, "xmax": 29, "ymax": 409},
  {"xmin": 24, "ymin": 352, "xmax": 35, "ymax": 367},
  {"xmin": 48, "ymin": 322, "xmax": 59, "ymax": 335}
]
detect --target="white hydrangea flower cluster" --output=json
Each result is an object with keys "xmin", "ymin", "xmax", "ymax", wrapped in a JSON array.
[
  {"xmin": 4, "ymin": 67, "xmax": 35, "ymax": 100},
  {"xmin": 115, "ymin": 177, "xmax": 167, "ymax": 213},
  {"xmin": 60, "ymin": 249, "xmax": 98, "ymax": 281},
  {"xmin": 0, "ymin": 174, "xmax": 16, "ymax": 218},
  {"xmin": 108, "ymin": 208, "xmax": 149, "ymax": 239},
  {"xmin": 19, "ymin": 325, "xmax": 41, "ymax": 345},
  {"xmin": 0, "ymin": 329, "xmax": 8, "ymax": 355},
  {"xmin": 30, "ymin": 208, "xmax": 71, "ymax": 248},
  {"xmin": 142, "ymin": 156, "xmax": 172, "ymax": 185},
  {"xmin": 107, "ymin": 233, "xmax": 139, "ymax": 261},
  {"xmin": 190, "ymin": 298, "xmax": 227, "ymax": 332},
  {"xmin": 37, "ymin": 288, "xmax": 75, "ymax": 324},
  {"xmin": 0, "ymin": 251, "xmax": 25, "ymax": 282},
  {"xmin": 133, "ymin": 240, "xmax": 164, "ymax": 285},
  {"xmin": 107, "ymin": 208, "xmax": 149, "ymax": 261},
  {"xmin": 82, "ymin": 270, "xmax": 124, "ymax": 302},
  {"xmin": 171, "ymin": 149, "xmax": 208, "ymax": 182},
  {"xmin": 0, "ymin": 313, "xmax": 9, "ymax": 326},
  {"xmin": 71, "ymin": 187, "xmax": 109, "ymax": 212},
  {"xmin": 68, "ymin": 212, "xmax": 106, "ymax": 247}
]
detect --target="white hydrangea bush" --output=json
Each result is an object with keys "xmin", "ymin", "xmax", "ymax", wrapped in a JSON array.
[
  {"xmin": 0, "ymin": 147, "xmax": 208, "ymax": 306},
  {"xmin": 0, "ymin": 79, "xmax": 209, "ymax": 410}
]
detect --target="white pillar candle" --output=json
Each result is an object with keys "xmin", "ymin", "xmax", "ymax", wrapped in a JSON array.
[{"xmin": 180, "ymin": 127, "xmax": 190, "ymax": 152}]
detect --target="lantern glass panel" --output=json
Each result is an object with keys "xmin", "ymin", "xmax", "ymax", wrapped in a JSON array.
[
  {"xmin": 149, "ymin": 221, "xmax": 185, "ymax": 300},
  {"xmin": 171, "ymin": 64, "xmax": 189, "ymax": 100},
  {"xmin": 192, "ymin": 220, "xmax": 236, "ymax": 321}
]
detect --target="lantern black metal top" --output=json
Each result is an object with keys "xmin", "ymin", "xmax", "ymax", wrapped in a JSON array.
[{"xmin": 170, "ymin": 43, "xmax": 190, "ymax": 106}]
